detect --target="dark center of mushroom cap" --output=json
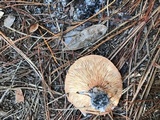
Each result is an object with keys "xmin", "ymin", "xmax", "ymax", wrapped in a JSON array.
[{"xmin": 88, "ymin": 87, "xmax": 109, "ymax": 112}]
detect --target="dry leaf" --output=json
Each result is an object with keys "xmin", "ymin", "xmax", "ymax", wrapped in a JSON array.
[
  {"xmin": 64, "ymin": 30, "xmax": 80, "ymax": 44},
  {"xmin": 29, "ymin": 23, "xmax": 39, "ymax": 33},
  {"xmin": 15, "ymin": 88, "xmax": 24, "ymax": 103},
  {"xmin": 0, "ymin": 11, "xmax": 4, "ymax": 19},
  {"xmin": 64, "ymin": 24, "xmax": 107, "ymax": 50},
  {"xmin": 4, "ymin": 14, "xmax": 15, "ymax": 27}
]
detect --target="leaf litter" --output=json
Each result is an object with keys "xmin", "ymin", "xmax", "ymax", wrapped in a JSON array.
[
  {"xmin": 64, "ymin": 24, "xmax": 107, "ymax": 50},
  {"xmin": 0, "ymin": 0, "xmax": 159, "ymax": 120}
]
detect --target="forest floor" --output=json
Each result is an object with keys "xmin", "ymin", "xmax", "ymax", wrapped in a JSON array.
[{"xmin": 0, "ymin": 0, "xmax": 160, "ymax": 120}]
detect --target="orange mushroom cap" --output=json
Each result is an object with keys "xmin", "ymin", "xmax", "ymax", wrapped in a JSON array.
[{"xmin": 65, "ymin": 55, "xmax": 122, "ymax": 115}]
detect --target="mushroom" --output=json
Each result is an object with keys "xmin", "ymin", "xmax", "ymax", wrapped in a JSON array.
[{"xmin": 65, "ymin": 55, "xmax": 122, "ymax": 115}]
